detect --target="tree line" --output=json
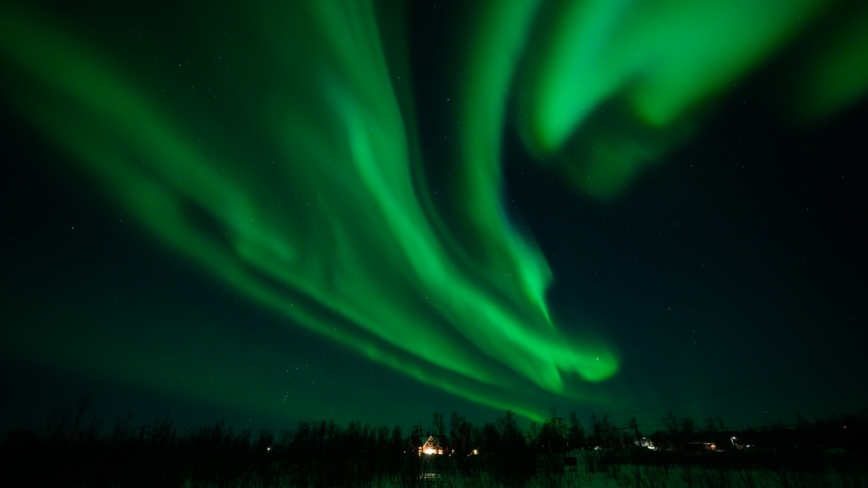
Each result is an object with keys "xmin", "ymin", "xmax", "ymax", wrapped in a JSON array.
[{"xmin": 2, "ymin": 393, "xmax": 865, "ymax": 487}]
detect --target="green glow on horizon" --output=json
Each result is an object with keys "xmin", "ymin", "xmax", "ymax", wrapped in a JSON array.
[{"xmin": 1, "ymin": 0, "xmax": 863, "ymax": 422}]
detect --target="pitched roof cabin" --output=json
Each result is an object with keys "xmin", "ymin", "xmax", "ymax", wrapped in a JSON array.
[{"xmin": 416, "ymin": 434, "xmax": 446, "ymax": 455}]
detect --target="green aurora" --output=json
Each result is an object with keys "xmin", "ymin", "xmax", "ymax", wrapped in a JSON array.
[{"xmin": 1, "ymin": 0, "xmax": 865, "ymax": 423}]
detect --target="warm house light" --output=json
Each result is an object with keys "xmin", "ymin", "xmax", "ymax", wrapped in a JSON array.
[{"xmin": 419, "ymin": 435, "xmax": 443, "ymax": 455}]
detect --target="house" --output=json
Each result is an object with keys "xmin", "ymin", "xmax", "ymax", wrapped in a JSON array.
[
  {"xmin": 635, "ymin": 437, "xmax": 658, "ymax": 450},
  {"xmin": 682, "ymin": 441, "xmax": 716, "ymax": 451},
  {"xmin": 413, "ymin": 433, "xmax": 447, "ymax": 455}
]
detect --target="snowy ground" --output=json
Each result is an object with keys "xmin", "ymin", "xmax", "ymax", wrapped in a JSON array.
[
  {"xmin": 179, "ymin": 464, "xmax": 863, "ymax": 488},
  {"xmin": 399, "ymin": 465, "xmax": 862, "ymax": 488},
  {"xmin": 176, "ymin": 449, "xmax": 867, "ymax": 488}
]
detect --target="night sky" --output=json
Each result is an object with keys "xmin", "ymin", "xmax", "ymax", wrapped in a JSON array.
[{"xmin": 2, "ymin": 0, "xmax": 866, "ymax": 435}]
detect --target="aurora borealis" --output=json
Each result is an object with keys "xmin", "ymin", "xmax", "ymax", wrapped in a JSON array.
[{"xmin": 2, "ymin": 0, "xmax": 866, "ymax": 431}]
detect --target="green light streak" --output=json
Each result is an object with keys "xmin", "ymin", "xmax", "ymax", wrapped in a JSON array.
[
  {"xmin": 0, "ymin": 1, "xmax": 616, "ymax": 422},
  {"xmin": 452, "ymin": 0, "xmax": 555, "ymax": 328},
  {"xmin": 512, "ymin": 0, "xmax": 849, "ymax": 198},
  {"xmin": 2, "ymin": 0, "xmax": 863, "ymax": 421}
]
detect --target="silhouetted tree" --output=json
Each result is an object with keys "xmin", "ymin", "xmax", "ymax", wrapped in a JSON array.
[
  {"xmin": 431, "ymin": 412, "xmax": 445, "ymax": 436},
  {"xmin": 450, "ymin": 411, "xmax": 472, "ymax": 455},
  {"xmin": 679, "ymin": 416, "xmax": 696, "ymax": 439},
  {"xmin": 254, "ymin": 429, "xmax": 273, "ymax": 454},
  {"xmin": 538, "ymin": 407, "xmax": 567, "ymax": 454},
  {"xmin": 567, "ymin": 411, "xmax": 586, "ymax": 449},
  {"xmin": 662, "ymin": 412, "xmax": 678, "ymax": 438},
  {"xmin": 498, "ymin": 410, "xmax": 525, "ymax": 449},
  {"xmin": 705, "ymin": 416, "xmax": 718, "ymax": 433},
  {"xmin": 495, "ymin": 410, "xmax": 533, "ymax": 487},
  {"xmin": 599, "ymin": 414, "xmax": 616, "ymax": 446},
  {"xmin": 389, "ymin": 424, "xmax": 403, "ymax": 451},
  {"xmin": 590, "ymin": 413, "xmax": 602, "ymax": 446},
  {"xmin": 527, "ymin": 422, "xmax": 540, "ymax": 446},
  {"xmin": 480, "ymin": 421, "xmax": 500, "ymax": 453},
  {"xmin": 109, "ymin": 411, "xmax": 135, "ymax": 446}
]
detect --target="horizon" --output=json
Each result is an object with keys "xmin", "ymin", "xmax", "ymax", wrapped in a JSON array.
[{"xmin": 4, "ymin": 391, "xmax": 863, "ymax": 444}]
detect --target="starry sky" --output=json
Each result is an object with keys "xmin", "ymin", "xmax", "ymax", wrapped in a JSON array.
[{"xmin": 2, "ymin": 0, "xmax": 866, "ymax": 434}]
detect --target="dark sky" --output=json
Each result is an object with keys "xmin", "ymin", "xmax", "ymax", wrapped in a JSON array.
[{"xmin": 2, "ymin": 0, "xmax": 866, "ymax": 436}]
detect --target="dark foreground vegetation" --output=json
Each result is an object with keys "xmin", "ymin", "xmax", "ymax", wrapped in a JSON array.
[{"xmin": 1, "ymin": 395, "xmax": 866, "ymax": 487}]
